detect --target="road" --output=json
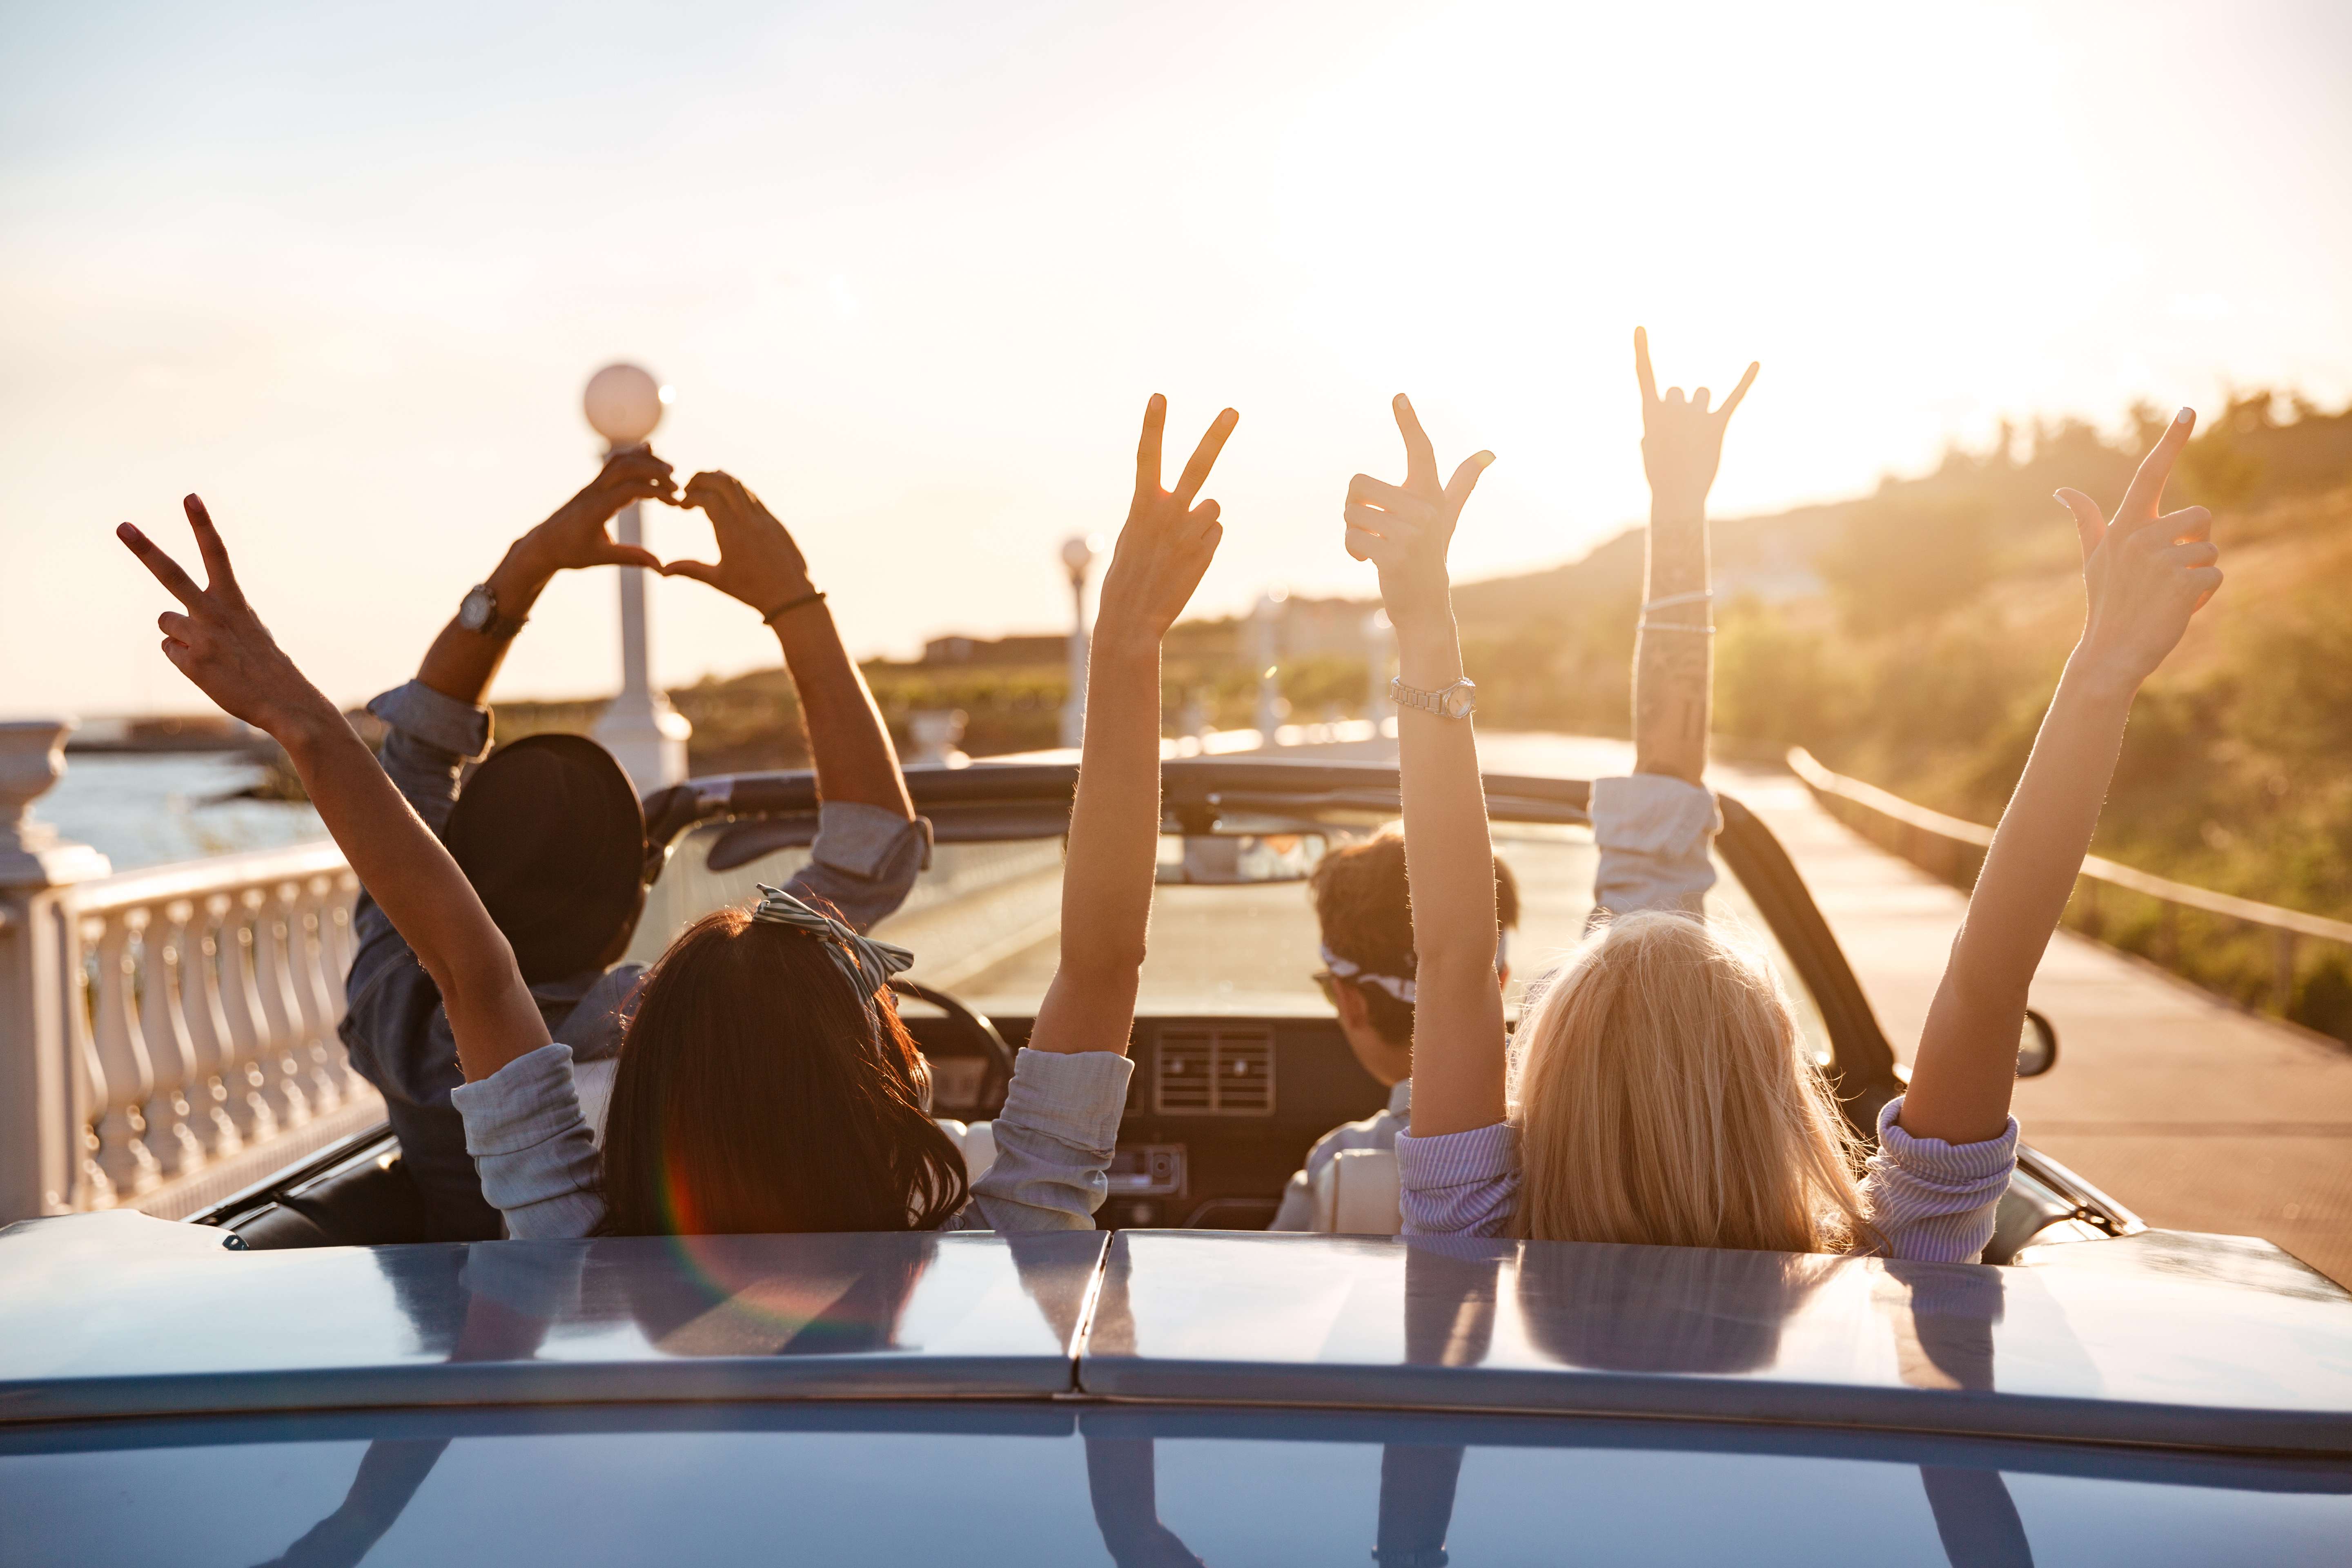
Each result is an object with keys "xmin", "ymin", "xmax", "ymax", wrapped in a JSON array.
[{"xmin": 1471, "ymin": 733, "xmax": 2352, "ymax": 1287}]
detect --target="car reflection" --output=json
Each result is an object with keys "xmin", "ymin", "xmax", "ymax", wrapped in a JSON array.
[{"xmin": 253, "ymin": 1231, "xmax": 1093, "ymax": 1567}]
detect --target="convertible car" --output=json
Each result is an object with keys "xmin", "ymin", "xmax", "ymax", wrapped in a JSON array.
[{"xmin": 4, "ymin": 756, "xmax": 2349, "ymax": 1565}]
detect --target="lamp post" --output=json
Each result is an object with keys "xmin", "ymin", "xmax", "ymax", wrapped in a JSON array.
[
  {"xmin": 1253, "ymin": 589, "xmax": 1287, "ymax": 745},
  {"xmin": 1058, "ymin": 534, "xmax": 1097, "ymax": 749},
  {"xmin": 584, "ymin": 363, "xmax": 690, "ymax": 793},
  {"xmin": 1362, "ymin": 608, "xmax": 1395, "ymax": 733}
]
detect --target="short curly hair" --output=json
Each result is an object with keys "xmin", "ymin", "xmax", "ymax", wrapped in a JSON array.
[{"xmin": 1310, "ymin": 824, "xmax": 1519, "ymax": 1047}]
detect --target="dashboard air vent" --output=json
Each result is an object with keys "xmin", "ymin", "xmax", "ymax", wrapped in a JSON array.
[{"xmin": 1153, "ymin": 1025, "xmax": 1275, "ymax": 1116}]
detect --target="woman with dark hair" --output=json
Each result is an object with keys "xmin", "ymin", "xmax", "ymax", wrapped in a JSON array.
[{"xmin": 117, "ymin": 392, "xmax": 1239, "ymax": 1238}]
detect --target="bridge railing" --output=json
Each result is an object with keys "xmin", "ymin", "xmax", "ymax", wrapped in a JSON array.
[
  {"xmin": 1, "ymin": 740, "xmax": 385, "ymax": 1224},
  {"xmin": 1789, "ymin": 746, "xmax": 2352, "ymax": 1027}
]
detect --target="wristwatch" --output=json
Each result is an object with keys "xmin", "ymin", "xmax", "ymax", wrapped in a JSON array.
[
  {"xmin": 456, "ymin": 582, "xmax": 528, "ymax": 640},
  {"xmin": 1390, "ymin": 675, "xmax": 1477, "ymax": 720}
]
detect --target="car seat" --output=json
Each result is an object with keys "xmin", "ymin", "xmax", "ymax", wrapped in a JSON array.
[
  {"xmin": 1310, "ymin": 1147, "xmax": 1402, "ymax": 1235},
  {"xmin": 931, "ymin": 1119, "xmax": 998, "ymax": 1185}
]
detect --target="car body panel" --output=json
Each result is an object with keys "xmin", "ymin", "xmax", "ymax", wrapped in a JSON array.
[
  {"xmin": 4, "ymin": 1402, "xmax": 2350, "ymax": 1568},
  {"xmin": 1079, "ymin": 1230, "xmax": 2352, "ymax": 1454},
  {"xmin": 0, "ymin": 1213, "xmax": 1103, "ymax": 1423}
]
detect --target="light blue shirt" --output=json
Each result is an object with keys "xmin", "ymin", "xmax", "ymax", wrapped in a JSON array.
[{"xmin": 453, "ymin": 1045, "xmax": 1132, "ymax": 1238}]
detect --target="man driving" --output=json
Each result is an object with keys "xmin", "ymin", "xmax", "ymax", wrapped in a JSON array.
[{"xmin": 1271, "ymin": 825, "xmax": 1517, "ymax": 1230}]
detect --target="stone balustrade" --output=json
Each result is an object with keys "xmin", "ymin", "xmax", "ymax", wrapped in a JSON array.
[{"xmin": 0, "ymin": 721, "xmax": 381, "ymax": 1223}]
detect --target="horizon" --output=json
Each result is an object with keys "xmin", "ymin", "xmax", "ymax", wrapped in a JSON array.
[{"xmin": 6, "ymin": 0, "xmax": 2350, "ymax": 717}]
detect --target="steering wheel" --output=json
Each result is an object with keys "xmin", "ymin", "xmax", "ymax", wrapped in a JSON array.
[{"xmin": 889, "ymin": 978, "xmax": 1019, "ymax": 1114}]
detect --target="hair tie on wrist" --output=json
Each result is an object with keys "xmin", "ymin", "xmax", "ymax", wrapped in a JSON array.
[{"xmin": 762, "ymin": 588, "xmax": 827, "ymax": 625}]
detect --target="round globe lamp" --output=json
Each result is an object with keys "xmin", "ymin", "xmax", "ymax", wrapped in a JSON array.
[{"xmin": 584, "ymin": 363, "xmax": 669, "ymax": 448}]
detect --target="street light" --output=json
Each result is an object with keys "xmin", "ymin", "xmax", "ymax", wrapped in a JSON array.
[
  {"xmin": 1253, "ymin": 589, "xmax": 1287, "ymax": 745},
  {"xmin": 1058, "ymin": 534, "xmax": 1098, "ymax": 749},
  {"xmin": 584, "ymin": 363, "xmax": 690, "ymax": 793}
]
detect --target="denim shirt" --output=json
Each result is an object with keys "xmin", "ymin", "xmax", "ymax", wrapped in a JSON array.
[
  {"xmin": 337, "ymin": 679, "xmax": 930, "ymax": 1241},
  {"xmin": 1392, "ymin": 773, "xmax": 2020, "ymax": 1263}
]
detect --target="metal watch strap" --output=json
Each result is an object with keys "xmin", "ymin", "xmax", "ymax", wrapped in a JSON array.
[{"xmin": 1389, "ymin": 675, "xmax": 1476, "ymax": 719}]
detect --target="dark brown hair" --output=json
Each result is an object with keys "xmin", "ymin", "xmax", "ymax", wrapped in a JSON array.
[
  {"xmin": 1311, "ymin": 825, "xmax": 1520, "ymax": 1046},
  {"xmin": 597, "ymin": 906, "xmax": 970, "ymax": 1236}
]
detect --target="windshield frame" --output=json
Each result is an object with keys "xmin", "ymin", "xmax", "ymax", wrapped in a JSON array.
[{"xmin": 639, "ymin": 758, "xmax": 1904, "ymax": 1123}]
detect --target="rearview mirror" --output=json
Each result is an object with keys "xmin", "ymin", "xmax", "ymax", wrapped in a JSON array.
[
  {"xmin": 1156, "ymin": 833, "xmax": 1328, "ymax": 885},
  {"xmin": 2018, "ymin": 1009, "xmax": 2059, "ymax": 1078}
]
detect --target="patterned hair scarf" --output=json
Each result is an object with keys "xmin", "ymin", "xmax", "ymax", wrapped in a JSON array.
[
  {"xmin": 749, "ymin": 883, "xmax": 915, "ymax": 993},
  {"xmin": 1319, "ymin": 929, "xmax": 1510, "ymax": 1006}
]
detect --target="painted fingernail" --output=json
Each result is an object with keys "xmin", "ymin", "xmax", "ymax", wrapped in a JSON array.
[{"xmin": 2175, "ymin": 407, "xmax": 2193, "ymax": 424}]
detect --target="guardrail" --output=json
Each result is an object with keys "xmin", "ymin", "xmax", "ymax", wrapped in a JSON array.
[
  {"xmin": 2, "ymin": 831, "xmax": 382, "ymax": 1225},
  {"xmin": 1789, "ymin": 746, "xmax": 2352, "ymax": 1025},
  {"xmin": 69, "ymin": 843, "xmax": 376, "ymax": 1218}
]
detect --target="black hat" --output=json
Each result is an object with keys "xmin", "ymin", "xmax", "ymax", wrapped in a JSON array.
[{"xmin": 443, "ymin": 733, "xmax": 645, "ymax": 983}]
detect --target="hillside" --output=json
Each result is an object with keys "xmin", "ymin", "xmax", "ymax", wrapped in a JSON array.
[{"xmin": 503, "ymin": 392, "xmax": 2352, "ymax": 944}]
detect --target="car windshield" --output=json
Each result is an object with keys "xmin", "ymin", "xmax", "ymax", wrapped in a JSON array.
[{"xmin": 633, "ymin": 812, "xmax": 1832, "ymax": 1061}]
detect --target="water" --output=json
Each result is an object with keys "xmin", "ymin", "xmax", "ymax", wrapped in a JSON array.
[{"xmin": 37, "ymin": 753, "xmax": 326, "ymax": 874}]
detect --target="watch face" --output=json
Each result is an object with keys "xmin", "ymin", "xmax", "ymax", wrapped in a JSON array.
[
  {"xmin": 1441, "ymin": 680, "xmax": 1477, "ymax": 719},
  {"xmin": 457, "ymin": 585, "xmax": 494, "ymax": 632}
]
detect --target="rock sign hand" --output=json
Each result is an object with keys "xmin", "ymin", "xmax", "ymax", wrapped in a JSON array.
[
  {"xmin": 1635, "ymin": 326, "xmax": 1758, "ymax": 510},
  {"xmin": 1343, "ymin": 394, "xmax": 1494, "ymax": 631},
  {"xmin": 1097, "ymin": 395, "xmax": 1239, "ymax": 641},
  {"xmin": 2056, "ymin": 409, "xmax": 2223, "ymax": 690}
]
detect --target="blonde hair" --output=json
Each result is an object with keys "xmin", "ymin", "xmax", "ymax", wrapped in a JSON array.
[{"xmin": 1508, "ymin": 910, "xmax": 1873, "ymax": 1254}]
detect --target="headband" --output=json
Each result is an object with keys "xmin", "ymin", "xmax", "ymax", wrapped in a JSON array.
[
  {"xmin": 749, "ymin": 883, "xmax": 914, "ymax": 993},
  {"xmin": 1321, "ymin": 931, "xmax": 1508, "ymax": 1007}
]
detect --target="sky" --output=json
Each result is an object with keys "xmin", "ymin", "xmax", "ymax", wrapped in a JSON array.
[{"xmin": 4, "ymin": 0, "xmax": 2350, "ymax": 716}]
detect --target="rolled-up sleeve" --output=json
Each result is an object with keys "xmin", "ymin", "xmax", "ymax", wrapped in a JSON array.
[
  {"xmin": 1860, "ymin": 1096, "xmax": 2019, "ymax": 1264},
  {"xmin": 340, "ymin": 683, "xmax": 494, "ymax": 1145},
  {"xmin": 1395, "ymin": 1123, "xmax": 1521, "ymax": 1238},
  {"xmin": 786, "ymin": 802, "xmax": 932, "ymax": 933},
  {"xmin": 450, "ymin": 1045, "xmax": 606, "ymax": 1240},
  {"xmin": 1591, "ymin": 773, "xmax": 1722, "ymax": 918},
  {"xmin": 365, "ymin": 679, "xmax": 493, "ymax": 835},
  {"xmin": 971, "ymin": 1048, "xmax": 1133, "ymax": 1232}
]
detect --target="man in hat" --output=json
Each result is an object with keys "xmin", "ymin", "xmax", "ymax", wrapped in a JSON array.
[{"xmin": 340, "ymin": 449, "xmax": 928, "ymax": 1239}]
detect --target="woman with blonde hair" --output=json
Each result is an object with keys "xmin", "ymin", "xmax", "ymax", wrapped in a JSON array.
[{"xmin": 1340, "ymin": 335, "xmax": 2221, "ymax": 1259}]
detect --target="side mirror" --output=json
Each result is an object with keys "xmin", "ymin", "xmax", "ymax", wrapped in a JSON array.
[{"xmin": 2017, "ymin": 1009, "xmax": 2059, "ymax": 1078}]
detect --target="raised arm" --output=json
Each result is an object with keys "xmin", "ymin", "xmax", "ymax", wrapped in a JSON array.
[
  {"xmin": 1026, "ymin": 395, "xmax": 1237, "ymax": 1057},
  {"xmin": 1631, "ymin": 328, "xmax": 1757, "ymax": 784},
  {"xmin": 1344, "ymin": 396, "xmax": 1498, "ymax": 1137},
  {"xmin": 414, "ymin": 447, "xmax": 675, "ymax": 708},
  {"xmin": 665, "ymin": 471, "xmax": 913, "ymax": 820},
  {"xmin": 1900, "ymin": 410, "xmax": 2220, "ymax": 1144},
  {"xmin": 118, "ymin": 499, "xmax": 551, "ymax": 1082}
]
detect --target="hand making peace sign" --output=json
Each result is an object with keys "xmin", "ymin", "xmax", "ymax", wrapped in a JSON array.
[
  {"xmin": 2056, "ymin": 410, "xmax": 2223, "ymax": 693},
  {"xmin": 1095, "ymin": 394, "xmax": 1239, "ymax": 646},
  {"xmin": 1343, "ymin": 394, "xmax": 1494, "ymax": 634},
  {"xmin": 116, "ymin": 497, "xmax": 332, "ymax": 740}
]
